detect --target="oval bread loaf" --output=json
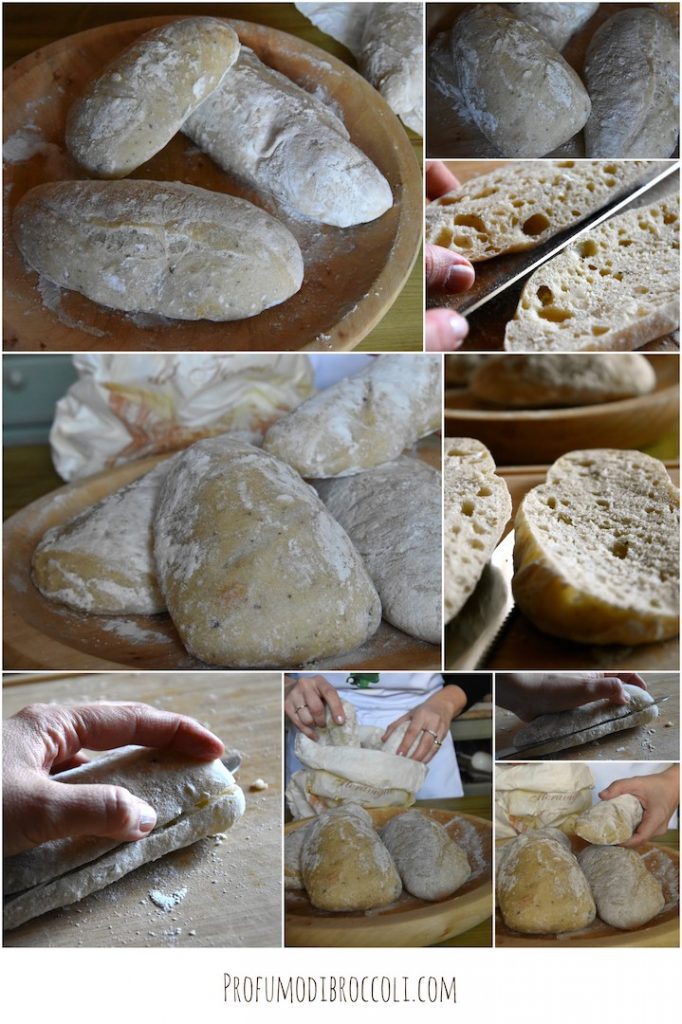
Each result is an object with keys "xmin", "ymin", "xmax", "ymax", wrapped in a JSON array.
[
  {"xmin": 357, "ymin": 2, "xmax": 423, "ymax": 134},
  {"xmin": 13, "ymin": 180, "xmax": 304, "ymax": 321},
  {"xmin": 578, "ymin": 845, "xmax": 665, "ymax": 930},
  {"xmin": 503, "ymin": 3, "xmax": 599, "ymax": 50},
  {"xmin": 574, "ymin": 794, "xmax": 644, "ymax": 845},
  {"xmin": 380, "ymin": 811, "xmax": 471, "ymax": 900},
  {"xmin": 65, "ymin": 17, "xmax": 240, "ymax": 178}
]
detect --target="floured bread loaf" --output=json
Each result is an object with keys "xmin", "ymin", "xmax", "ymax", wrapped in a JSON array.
[
  {"xmin": 513, "ymin": 684, "xmax": 659, "ymax": 757},
  {"xmin": 65, "ymin": 18, "xmax": 240, "ymax": 177},
  {"xmin": 496, "ymin": 830, "xmax": 596, "ymax": 934},
  {"xmin": 301, "ymin": 804, "xmax": 401, "ymax": 911},
  {"xmin": 3, "ymin": 747, "xmax": 244, "ymax": 930},
  {"xmin": 513, "ymin": 448, "xmax": 680, "ymax": 645},
  {"xmin": 426, "ymin": 161, "xmax": 655, "ymax": 262},
  {"xmin": 575, "ymin": 795, "xmax": 644, "ymax": 845},
  {"xmin": 153, "ymin": 436, "xmax": 381, "ymax": 667},
  {"xmin": 584, "ymin": 9, "xmax": 680, "ymax": 158},
  {"xmin": 13, "ymin": 180, "xmax": 304, "ymax": 321},
  {"xmin": 284, "ymin": 821, "xmax": 315, "ymax": 890},
  {"xmin": 263, "ymin": 355, "xmax": 441, "ymax": 478},
  {"xmin": 504, "ymin": 4, "xmax": 598, "ymax": 50},
  {"xmin": 32, "ymin": 460, "xmax": 173, "ymax": 615},
  {"xmin": 471, "ymin": 353, "xmax": 656, "ymax": 408},
  {"xmin": 451, "ymin": 5, "xmax": 591, "ymax": 158},
  {"xmin": 314, "ymin": 457, "xmax": 442, "ymax": 644},
  {"xmin": 578, "ymin": 846, "xmax": 665, "ymax": 929},
  {"xmin": 444, "ymin": 438, "xmax": 511, "ymax": 622},
  {"xmin": 184, "ymin": 47, "xmax": 392, "ymax": 227},
  {"xmin": 505, "ymin": 195, "xmax": 680, "ymax": 352},
  {"xmin": 357, "ymin": 2, "xmax": 423, "ymax": 134},
  {"xmin": 380, "ymin": 811, "xmax": 471, "ymax": 900}
]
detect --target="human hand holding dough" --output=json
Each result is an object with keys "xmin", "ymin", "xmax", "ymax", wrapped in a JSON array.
[
  {"xmin": 283, "ymin": 674, "xmax": 347, "ymax": 741},
  {"xmin": 496, "ymin": 672, "xmax": 648, "ymax": 722},
  {"xmin": 598, "ymin": 766, "xmax": 680, "ymax": 848},
  {"xmin": 381, "ymin": 686, "xmax": 466, "ymax": 764}
]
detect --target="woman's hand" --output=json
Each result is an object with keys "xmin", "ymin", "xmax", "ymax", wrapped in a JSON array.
[
  {"xmin": 2, "ymin": 702, "xmax": 224, "ymax": 857},
  {"xmin": 599, "ymin": 765, "xmax": 680, "ymax": 848},
  {"xmin": 425, "ymin": 161, "xmax": 474, "ymax": 351},
  {"xmin": 496, "ymin": 672, "xmax": 648, "ymax": 722},
  {"xmin": 381, "ymin": 686, "xmax": 467, "ymax": 764},
  {"xmin": 283, "ymin": 674, "xmax": 345, "ymax": 741}
]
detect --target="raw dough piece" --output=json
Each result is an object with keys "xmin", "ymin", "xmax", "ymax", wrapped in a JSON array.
[
  {"xmin": 513, "ymin": 448, "xmax": 680, "ymax": 644},
  {"xmin": 300, "ymin": 804, "xmax": 402, "ymax": 910},
  {"xmin": 184, "ymin": 47, "xmax": 392, "ymax": 227},
  {"xmin": 357, "ymin": 3, "xmax": 423, "ymax": 134},
  {"xmin": 317, "ymin": 699, "xmax": 362, "ymax": 747},
  {"xmin": 578, "ymin": 845, "xmax": 665, "ymax": 929},
  {"xmin": 263, "ymin": 355, "xmax": 441, "ymax": 478},
  {"xmin": 380, "ymin": 811, "xmax": 471, "ymax": 900},
  {"xmin": 451, "ymin": 5, "xmax": 591, "ymax": 157},
  {"xmin": 285, "ymin": 821, "xmax": 315, "ymax": 889},
  {"xmin": 153, "ymin": 436, "xmax": 381, "ymax": 667},
  {"xmin": 314, "ymin": 456, "xmax": 442, "ymax": 644},
  {"xmin": 504, "ymin": 4, "xmax": 598, "ymax": 50},
  {"xmin": 574, "ymin": 795, "xmax": 644, "ymax": 845},
  {"xmin": 65, "ymin": 18, "xmax": 240, "ymax": 177}
]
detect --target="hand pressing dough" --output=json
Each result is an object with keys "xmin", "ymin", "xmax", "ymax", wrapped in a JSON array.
[
  {"xmin": 301, "ymin": 804, "xmax": 402, "ymax": 910},
  {"xmin": 3, "ymin": 747, "xmax": 244, "ymax": 930},
  {"xmin": 578, "ymin": 846, "xmax": 665, "ymax": 929},
  {"xmin": 380, "ymin": 811, "xmax": 471, "ymax": 900},
  {"xmin": 263, "ymin": 355, "xmax": 441, "ymax": 478},
  {"xmin": 153, "ymin": 436, "xmax": 381, "ymax": 667},
  {"xmin": 504, "ymin": 4, "xmax": 599, "ymax": 50},
  {"xmin": 574, "ymin": 795, "xmax": 644, "ymax": 845}
]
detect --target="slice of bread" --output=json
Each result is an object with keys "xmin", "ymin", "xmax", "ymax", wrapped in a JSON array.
[
  {"xmin": 513, "ymin": 448, "xmax": 680, "ymax": 644},
  {"xmin": 471, "ymin": 353, "xmax": 656, "ymax": 407},
  {"xmin": 426, "ymin": 160, "xmax": 656, "ymax": 262},
  {"xmin": 505, "ymin": 195, "xmax": 680, "ymax": 351},
  {"xmin": 444, "ymin": 438, "xmax": 512, "ymax": 622}
]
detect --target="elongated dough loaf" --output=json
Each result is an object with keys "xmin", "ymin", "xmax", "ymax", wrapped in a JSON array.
[
  {"xmin": 357, "ymin": 2, "xmax": 423, "ymax": 134},
  {"xmin": 575, "ymin": 794, "xmax": 644, "ymax": 845},
  {"xmin": 153, "ymin": 436, "xmax": 381, "ymax": 667},
  {"xmin": 513, "ymin": 449, "xmax": 680, "ymax": 645},
  {"xmin": 263, "ymin": 355, "xmax": 441, "ymax": 478},
  {"xmin": 584, "ymin": 9, "xmax": 680, "ymax": 158},
  {"xmin": 13, "ymin": 180, "xmax": 304, "ymax": 321},
  {"xmin": 184, "ymin": 47, "xmax": 393, "ymax": 227},
  {"xmin": 505, "ymin": 196, "xmax": 680, "ymax": 352},
  {"xmin": 65, "ymin": 17, "xmax": 240, "ymax": 177},
  {"xmin": 504, "ymin": 4, "xmax": 599, "ymax": 50},
  {"xmin": 578, "ymin": 846, "xmax": 665, "ymax": 929},
  {"xmin": 314, "ymin": 457, "xmax": 442, "ymax": 644},
  {"xmin": 380, "ymin": 811, "xmax": 471, "ymax": 900}
]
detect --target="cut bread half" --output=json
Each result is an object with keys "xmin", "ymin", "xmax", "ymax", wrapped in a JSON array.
[
  {"xmin": 444, "ymin": 438, "xmax": 512, "ymax": 622},
  {"xmin": 513, "ymin": 449, "xmax": 680, "ymax": 645},
  {"xmin": 504, "ymin": 195, "xmax": 680, "ymax": 351}
]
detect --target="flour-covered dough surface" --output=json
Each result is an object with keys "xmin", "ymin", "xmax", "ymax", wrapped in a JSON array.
[
  {"xmin": 574, "ymin": 794, "xmax": 644, "ymax": 845},
  {"xmin": 380, "ymin": 810, "xmax": 471, "ymax": 900},
  {"xmin": 578, "ymin": 845, "xmax": 665, "ymax": 929}
]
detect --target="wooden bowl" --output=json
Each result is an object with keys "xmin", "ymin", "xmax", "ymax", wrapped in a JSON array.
[
  {"xmin": 3, "ymin": 16, "xmax": 421, "ymax": 352},
  {"xmin": 285, "ymin": 807, "xmax": 492, "ymax": 947}
]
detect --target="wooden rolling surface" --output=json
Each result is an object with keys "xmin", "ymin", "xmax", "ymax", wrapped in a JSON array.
[{"xmin": 2, "ymin": 671, "xmax": 282, "ymax": 948}]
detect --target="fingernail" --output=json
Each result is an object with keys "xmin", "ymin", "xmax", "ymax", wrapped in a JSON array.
[
  {"xmin": 138, "ymin": 812, "xmax": 156, "ymax": 833},
  {"xmin": 336, "ymin": 716, "xmax": 344, "ymax": 723},
  {"xmin": 449, "ymin": 314, "xmax": 469, "ymax": 341},
  {"xmin": 444, "ymin": 264, "xmax": 473, "ymax": 291}
]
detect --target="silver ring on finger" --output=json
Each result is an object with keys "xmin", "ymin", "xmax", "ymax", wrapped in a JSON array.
[
  {"xmin": 294, "ymin": 704, "xmax": 308, "ymax": 713},
  {"xmin": 433, "ymin": 737, "xmax": 443, "ymax": 748}
]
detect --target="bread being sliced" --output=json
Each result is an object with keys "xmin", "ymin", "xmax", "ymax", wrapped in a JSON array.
[
  {"xmin": 444, "ymin": 438, "xmax": 512, "ymax": 622},
  {"xmin": 425, "ymin": 160, "xmax": 657, "ymax": 263},
  {"xmin": 513, "ymin": 448, "xmax": 680, "ymax": 644},
  {"xmin": 504, "ymin": 195, "xmax": 680, "ymax": 351}
]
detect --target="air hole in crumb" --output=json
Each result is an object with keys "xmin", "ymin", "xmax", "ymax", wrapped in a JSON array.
[{"xmin": 522, "ymin": 212, "xmax": 550, "ymax": 236}]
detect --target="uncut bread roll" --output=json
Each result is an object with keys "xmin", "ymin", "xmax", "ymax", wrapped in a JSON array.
[
  {"xmin": 153, "ymin": 436, "xmax": 381, "ymax": 667},
  {"xmin": 574, "ymin": 795, "xmax": 644, "ymax": 845},
  {"xmin": 470, "ymin": 353, "xmax": 656, "ymax": 408},
  {"xmin": 513, "ymin": 448, "xmax": 680, "ymax": 645},
  {"xmin": 314, "ymin": 457, "xmax": 442, "ymax": 644},
  {"xmin": 444, "ymin": 438, "xmax": 512, "ymax": 622},
  {"xmin": 357, "ymin": 2, "xmax": 423, "ymax": 134},
  {"xmin": 451, "ymin": 5, "xmax": 591, "ymax": 158},
  {"xmin": 584, "ymin": 9, "xmax": 680, "ymax": 158},
  {"xmin": 263, "ymin": 355, "xmax": 441, "ymax": 478},
  {"xmin": 184, "ymin": 47, "xmax": 392, "ymax": 227},
  {"xmin": 503, "ymin": 4, "xmax": 598, "ymax": 50},
  {"xmin": 578, "ymin": 846, "xmax": 665, "ymax": 930},
  {"xmin": 426, "ymin": 160, "xmax": 655, "ymax": 263},
  {"xmin": 380, "ymin": 811, "xmax": 471, "ymax": 901},
  {"xmin": 504, "ymin": 196, "xmax": 680, "ymax": 352},
  {"xmin": 65, "ymin": 17, "xmax": 240, "ymax": 178},
  {"xmin": 13, "ymin": 180, "xmax": 304, "ymax": 321}
]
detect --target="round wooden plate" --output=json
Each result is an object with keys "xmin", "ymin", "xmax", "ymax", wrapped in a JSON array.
[
  {"xmin": 3, "ymin": 16, "xmax": 421, "ymax": 352},
  {"xmin": 285, "ymin": 808, "xmax": 492, "ymax": 947},
  {"xmin": 444, "ymin": 355, "xmax": 679, "ymax": 464}
]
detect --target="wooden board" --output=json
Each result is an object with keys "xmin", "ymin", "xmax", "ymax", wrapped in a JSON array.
[
  {"xmin": 285, "ymin": 806, "xmax": 492, "ymax": 947},
  {"xmin": 495, "ymin": 672, "xmax": 680, "ymax": 761},
  {"xmin": 2, "ymin": 671, "xmax": 282, "ymax": 947},
  {"xmin": 3, "ymin": 15, "xmax": 421, "ymax": 352},
  {"xmin": 444, "ymin": 354, "xmax": 680, "ymax": 464}
]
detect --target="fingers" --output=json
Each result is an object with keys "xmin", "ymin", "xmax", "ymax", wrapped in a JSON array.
[
  {"xmin": 425, "ymin": 245, "xmax": 475, "ymax": 293},
  {"xmin": 425, "ymin": 309, "xmax": 469, "ymax": 351},
  {"xmin": 318, "ymin": 681, "xmax": 346, "ymax": 726},
  {"xmin": 426, "ymin": 160, "xmax": 460, "ymax": 200},
  {"xmin": 381, "ymin": 715, "xmax": 408, "ymax": 743},
  {"xmin": 301, "ymin": 687, "xmax": 329, "ymax": 730},
  {"xmin": 50, "ymin": 753, "xmax": 90, "ymax": 774},
  {"xmin": 604, "ymin": 672, "xmax": 648, "ymax": 691}
]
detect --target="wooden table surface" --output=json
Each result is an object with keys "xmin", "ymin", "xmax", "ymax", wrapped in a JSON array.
[
  {"xmin": 3, "ymin": 671, "xmax": 283, "ymax": 947},
  {"xmin": 3, "ymin": 3, "xmax": 423, "ymax": 352}
]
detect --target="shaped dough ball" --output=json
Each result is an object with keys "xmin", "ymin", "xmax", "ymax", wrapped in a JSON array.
[
  {"xmin": 380, "ymin": 811, "xmax": 471, "ymax": 900},
  {"xmin": 574, "ymin": 794, "xmax": 644, "ymax": 845},
  {"xmin": 578, "ymin": 846, "xmax": 665, "ymax": 929}
]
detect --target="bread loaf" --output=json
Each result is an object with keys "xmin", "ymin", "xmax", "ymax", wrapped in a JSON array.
[
  {"xmin": 380, "ymin": 811, "xmax": 471, "ymax": 900},
  {"xmin": 13, "ymin": 180, "xmax": 304, "ymax": 321},
  {"xmin": 578, "ymin": 846, "xmax": 665, "ymax": 929},
  {"xmin": 184, "ymin": 47, "xmax": 393, "ymax": 227},
  {"xmin": 513, "ymin": 448, "xmax": 680, "ymax": 645},
  {"xmin": 584, "ymin": 9, "xmax": 680, "ymax": 158},
  {"xmin": 65, "ymin": 17, "xmax": 240, "ymax": 177},
  {"xmin": 357, "ymin": 2, "xmax": 423, "ymax": 134},
  {"xmin": 426, "ymin": 160, "xmax": 655, "ymax": 263},
  {"xmin": 504, "ymin": 196, "xmax": 680, "ymax": 351},
  {"xmin": 450, "ymin": 5, "xmax": 591, "ymax": 157},
  {"xmin": 503, "ymin": 4, "xmax": 598, "ymax": 50},
  {"xmin": 575, "ymin": 795, "xmax": 644, "ymax": 845}
]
